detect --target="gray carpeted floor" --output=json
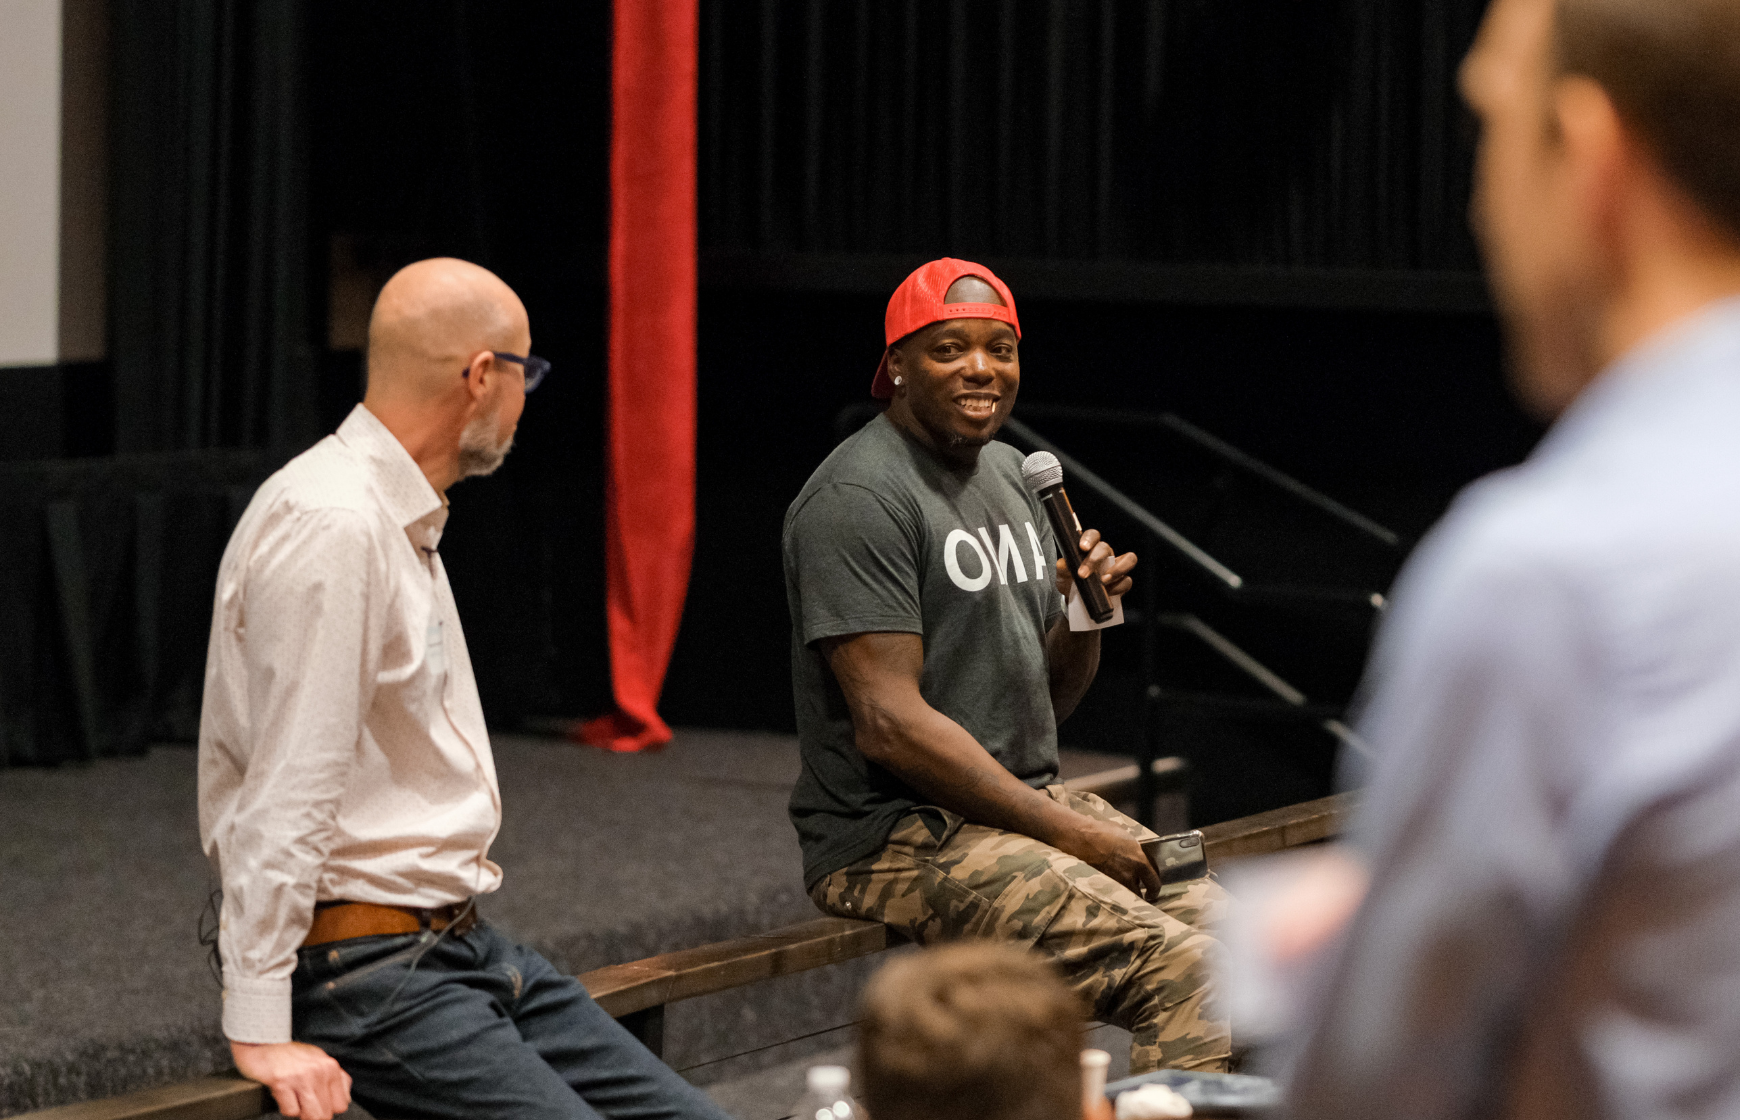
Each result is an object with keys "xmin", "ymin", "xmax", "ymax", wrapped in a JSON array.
[{"xmin": 0, "ymin": 731, "xmax": 1128, "ymax": 1117}]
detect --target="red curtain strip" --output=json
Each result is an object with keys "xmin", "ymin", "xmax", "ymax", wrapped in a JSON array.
[{"xmin": 577, "ymin": 0, "xmax": 698, "ymax": 752}]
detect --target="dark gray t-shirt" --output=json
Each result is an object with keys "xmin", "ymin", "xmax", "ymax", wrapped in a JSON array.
[{"xmin": 784, "ymin": 414, "xmax": 1065, "ymax": 888}]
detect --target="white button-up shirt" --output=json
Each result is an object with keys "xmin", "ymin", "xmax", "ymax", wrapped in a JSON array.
[
  {"xmin": 1285, "ymin": 297, "xmax": 1740, "ymax": 1119},
  {"xmin": 198, "ymin": 404, "xmax": 503, "ymax": 1044}
]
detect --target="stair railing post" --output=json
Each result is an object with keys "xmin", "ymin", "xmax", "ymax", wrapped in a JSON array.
[{"xmin": 1136, "ymin": 529, "xmax": 1161, "ymax": 830}]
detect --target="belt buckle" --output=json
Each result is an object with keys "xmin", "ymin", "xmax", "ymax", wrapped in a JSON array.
[{"xmin": 429, "ymin": 900, "xmax": 476, "ymax": 937}]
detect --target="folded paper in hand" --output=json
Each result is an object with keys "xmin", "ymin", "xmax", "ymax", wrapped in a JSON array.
[{"xmin": 1067, "ymin": 585, "xmax": 1125, "ymax": 631}]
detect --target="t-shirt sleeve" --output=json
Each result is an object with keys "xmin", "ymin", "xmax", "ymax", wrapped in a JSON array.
[{"xmin": 785, "ymin": 482, "xmax": 923, "ymax": 645}]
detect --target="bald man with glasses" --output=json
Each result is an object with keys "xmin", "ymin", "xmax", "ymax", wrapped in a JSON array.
[{"xmin": 199, "ymin": 258, "xmax": 729, "ymax": 1120}]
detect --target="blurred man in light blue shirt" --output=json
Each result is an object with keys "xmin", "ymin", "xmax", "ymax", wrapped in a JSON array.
[{"xmin": 1283, "ymin": 1, "xmax": 1740, "ymax": 1117}]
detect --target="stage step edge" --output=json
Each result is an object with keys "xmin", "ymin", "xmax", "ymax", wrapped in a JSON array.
[{"xmin": 11, "ymin": 778, "xmax": 1355, "ymax": 1120}]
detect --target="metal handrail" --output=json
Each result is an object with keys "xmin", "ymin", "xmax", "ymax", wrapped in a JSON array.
[
  {"xmin": 832, "ymin": 402, "xmax": 1396, "ymax": 607},
  {"xmin": 995, "ymin": 414, "xmax": 1388, "ymax": 814},
  {"xmin": 1011, "ymin": 403, "xmax": 1402, "ymax": 548},
  {"xmin": 1164, "ymin": 613, "xmax": 1373, "ymax": 761},
  {"xmin": 1000, "ymin": 416, "xmax": 1245, "ymax": 591},
  {"xmin": 999, "ymin": 416, "xmax": 1391, "ymax": 608}
]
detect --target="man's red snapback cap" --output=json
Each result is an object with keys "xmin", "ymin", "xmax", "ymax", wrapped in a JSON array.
[{"xmin": 871, "ymin": 258, "xmax": 1021, "ymax": 399}]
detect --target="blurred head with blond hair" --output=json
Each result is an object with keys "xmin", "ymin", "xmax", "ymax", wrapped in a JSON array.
[{"xmin": 858, "ymin": 943, "xmax": 1092, "ymax": 1120}]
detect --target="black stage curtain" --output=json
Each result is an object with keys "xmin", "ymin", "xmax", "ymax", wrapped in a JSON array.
[
  {"xmin": 108, "ymin": 0, "xmax": 317, "ymax": 456},
  {"xmin": 5, "ymin": 0, "xmax": 1524, "ymax": 774},
  {"xmin": 699, "ymin": 0, "xmax": 1489, "ymax": 271},
  {"xmin": 0, "ymin": 0, "xmax": 314, "ymax": 767}
]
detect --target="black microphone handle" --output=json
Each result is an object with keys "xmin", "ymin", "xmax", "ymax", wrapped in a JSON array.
[{"xmin": 1039, "ymin": 486, "xmax": 1116, "ymax": 623}]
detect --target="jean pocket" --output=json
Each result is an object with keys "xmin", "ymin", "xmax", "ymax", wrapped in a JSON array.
[
  {"xmin": 322, "ymin": 933, "xmax": 431, "ymax": 993},
  {"xmin": 297, "ymin": 933, "xmax": 417, "ymax": 982},
  {"xmin": 908, "ymin": 805, "xmax": 964, "ymax": 849}
]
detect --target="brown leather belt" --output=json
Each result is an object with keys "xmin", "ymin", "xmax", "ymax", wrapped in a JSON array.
[{"xmin": 302, "ymin": 900, "xmax": 477, "ymax": 948}]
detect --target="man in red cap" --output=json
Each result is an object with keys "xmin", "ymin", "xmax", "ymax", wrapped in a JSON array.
[{"xmin": 782, "ymin": 259, "xmax": 1229, "ymax": 1074}]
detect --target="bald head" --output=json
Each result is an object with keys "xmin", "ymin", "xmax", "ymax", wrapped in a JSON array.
[
  {"xmin": 945, "ymin": 275, "xmax": 1006, "ymax": 306},
  {"xmin": 366, "ymin": 258, "xmax": 528, "ymax": 402}
]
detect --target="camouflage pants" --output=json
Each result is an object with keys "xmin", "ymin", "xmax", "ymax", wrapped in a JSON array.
[{"xmin": 811, "ymin": 786, "xmax": 1229, "ymax": 1074}]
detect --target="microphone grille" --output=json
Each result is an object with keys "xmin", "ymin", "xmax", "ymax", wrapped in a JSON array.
[{"xmin": 1021, "ymin": 451, "xmax": 1063, "ymax": 493}]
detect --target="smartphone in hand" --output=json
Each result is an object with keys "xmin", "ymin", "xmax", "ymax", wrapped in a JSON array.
[{"xmin": 1141, "ymin": 830, "xmax": 1208, "ymax": 886}]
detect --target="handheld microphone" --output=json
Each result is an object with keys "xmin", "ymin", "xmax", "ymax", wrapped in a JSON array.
[{"xmin": 1021, "ymin": 451, "xmax": 1115, "ymax": 624}]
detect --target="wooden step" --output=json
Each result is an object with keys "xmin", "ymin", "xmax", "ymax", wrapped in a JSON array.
[{"xmin": 14, "ymin": 783, "xmax": 1355, "ymax": 1120}]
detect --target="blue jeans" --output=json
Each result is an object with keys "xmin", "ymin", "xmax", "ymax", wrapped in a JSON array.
[{"xmin": 291, "ymin": 921, "xmax": 731, "ymax": 1120}]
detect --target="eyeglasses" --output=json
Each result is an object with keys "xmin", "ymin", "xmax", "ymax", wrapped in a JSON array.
[{"xmin": 462, "ymin": 351, "xmax": 550, "ymax": 393}]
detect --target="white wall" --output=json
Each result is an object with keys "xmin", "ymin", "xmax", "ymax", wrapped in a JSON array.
[{"xmin": 0, "ymin": 0, "xmax": 63, "ymax": 368}]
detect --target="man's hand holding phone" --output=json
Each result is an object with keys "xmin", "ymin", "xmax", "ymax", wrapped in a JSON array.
[
  {"xmin": 1142, "ymin": 830, "xmax": 1209, "ymax": 890},
  {"xmin": 1054, "ymin": 816, "xmax": 1165, "ymax": 900}
]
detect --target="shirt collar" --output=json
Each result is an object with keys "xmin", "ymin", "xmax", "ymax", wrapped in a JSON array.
[
  {"xmin": 335, "ymin": 404, "xmax": 446, "ymax": 532},
  {"xmin": 1533, "ymin": 294, "xmax": 1740, "ymax": 466}
]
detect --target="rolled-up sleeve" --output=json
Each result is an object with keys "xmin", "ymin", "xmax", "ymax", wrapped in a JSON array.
[{"xmin": 213, "ymin": 508, "xmax": 383, "ymax": 1043}]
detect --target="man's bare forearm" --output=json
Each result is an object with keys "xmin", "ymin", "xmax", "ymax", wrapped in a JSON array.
[
  {"xmin": 821, "ymin": 630, "xmax": 1159, "ymax": 896},
  {"xmin": 850, "ymin": 690, "xmax": 1088, "ymax": 848},
  {"xmin": 1046, "ymin": 617, "xmax": 1100, "ymax": 722}
]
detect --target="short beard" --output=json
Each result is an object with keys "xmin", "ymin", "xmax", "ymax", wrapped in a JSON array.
[
  {"xmin": 943, "ymin": 406, "xmax": 1006, "ymax": 449},
  {"xmin": 457, "ymin": 406, "xmax": 514, "ymax": 478}
]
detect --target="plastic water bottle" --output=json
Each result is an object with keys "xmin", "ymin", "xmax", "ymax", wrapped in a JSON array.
[
  {"xmin": 793, "ymin": 1065, "xmax": 858, "ymax": 1120},
  {"xmin": 1081, "ymin": 1048, "xmax": 1111, "ymax": 1109}
]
